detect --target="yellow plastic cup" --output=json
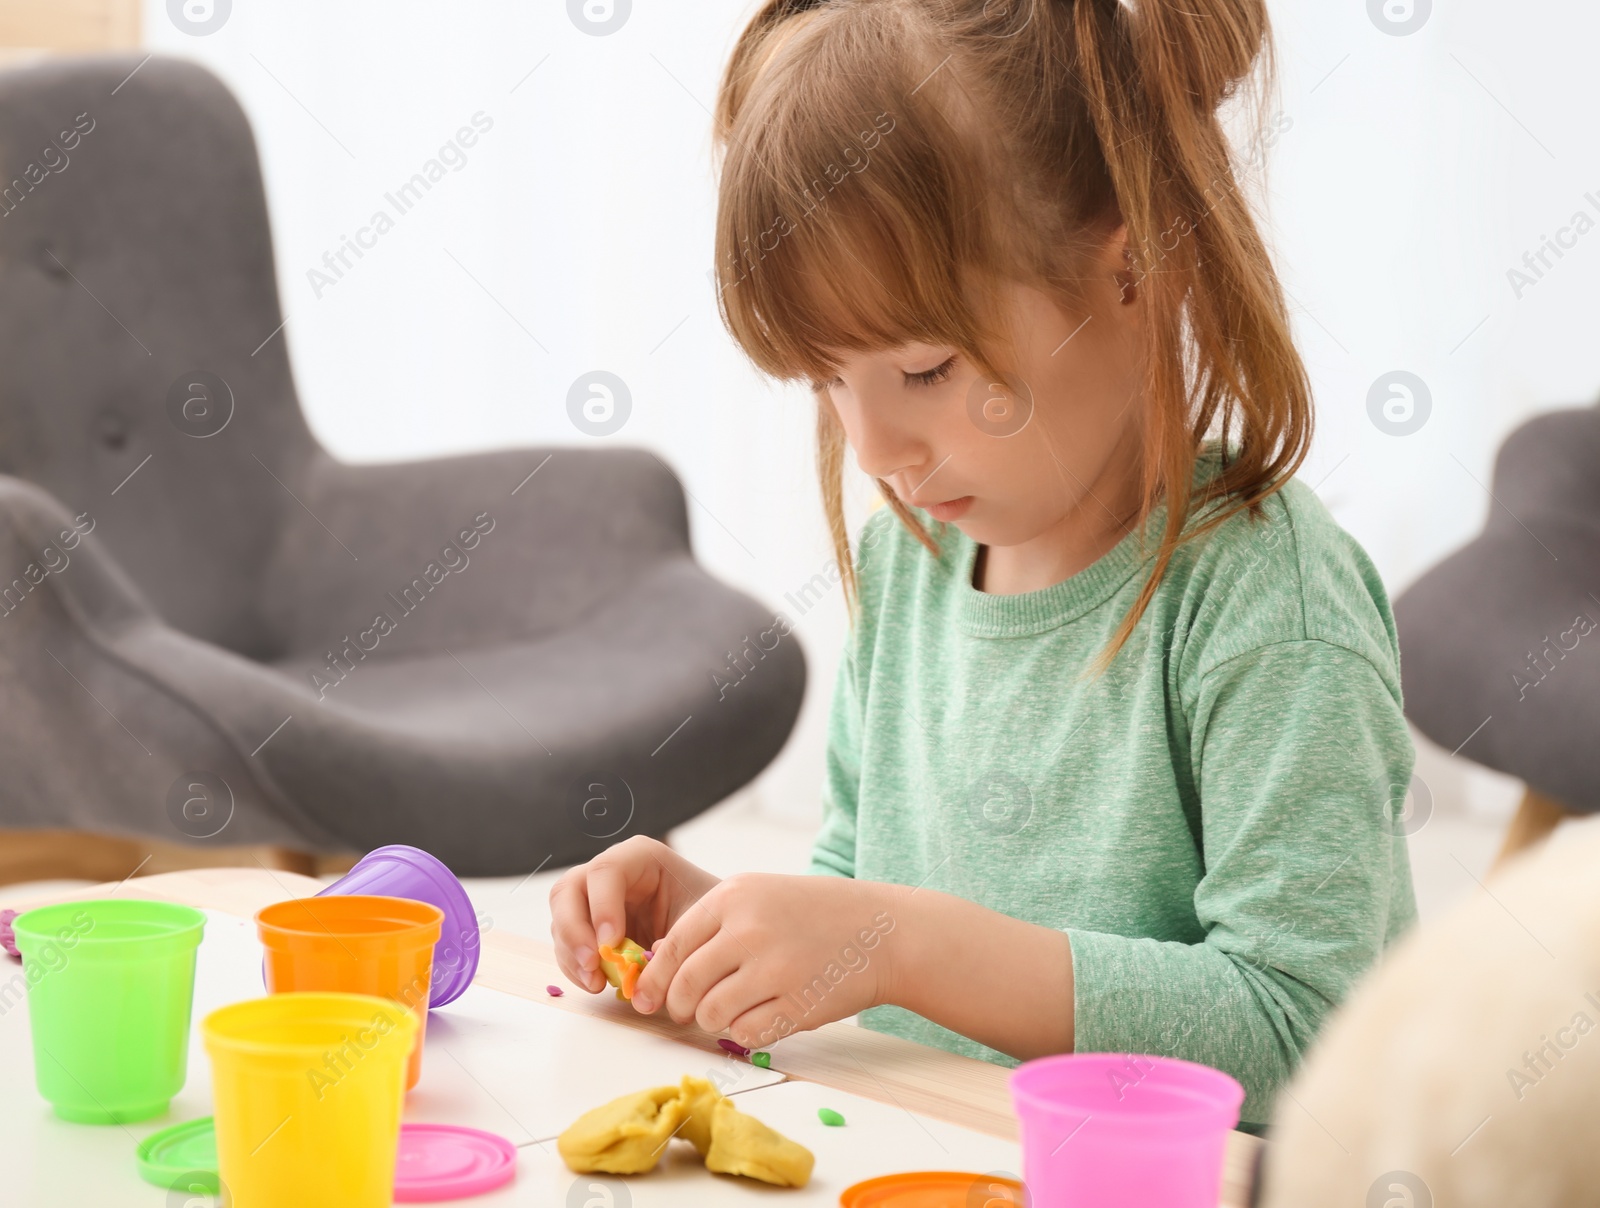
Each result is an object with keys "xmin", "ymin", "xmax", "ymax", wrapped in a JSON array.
[{"xmin": 202, "ymin": 992, "xmax": 419, "ymax": 1208}]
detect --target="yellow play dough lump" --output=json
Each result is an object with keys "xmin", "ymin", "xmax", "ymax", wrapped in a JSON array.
[
  {"xmin": 557, "ymin": 1074, "xmax": 813, "ymax": 1187},
  {"xmin": 675, "ymin": 1074, "xmax": 721, "ymax": 1156},
  {"xmin": 556, "ymin": 1083, "xmax": 686, "ymax": 1174},
  {"xmin": 704, "ymin": 1096, "xmax": 816, "ymax": 1187}
]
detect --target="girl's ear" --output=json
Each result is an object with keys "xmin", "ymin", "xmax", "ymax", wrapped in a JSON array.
[
  {"xmin": 1117, "ymin": 261, "xmax": 1137, "ymax": 305},
  {"xmin": 1103, "ymin": 223, "xmax": 1139, "ymax": 307}
]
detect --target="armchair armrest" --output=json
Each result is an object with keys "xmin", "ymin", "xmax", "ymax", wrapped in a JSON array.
[{"xmin": 0, "ymin": 474, "xmax": 153, "ymax": 637}]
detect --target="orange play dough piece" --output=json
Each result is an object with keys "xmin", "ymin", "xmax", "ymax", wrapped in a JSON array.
[{"xmin": 597, "ymin": 939, "xmax": 649, "ymax": 1000}]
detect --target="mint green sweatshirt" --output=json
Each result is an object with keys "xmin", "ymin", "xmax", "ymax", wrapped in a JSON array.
[{"xmin": 807, "ymin": 441, "xmax": 1418, "ymax": 1131}]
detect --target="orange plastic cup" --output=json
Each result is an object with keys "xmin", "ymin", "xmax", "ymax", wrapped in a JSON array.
[{"xmin": 255, "ymin": 895, "xmax": 442, "ymax": 1091}]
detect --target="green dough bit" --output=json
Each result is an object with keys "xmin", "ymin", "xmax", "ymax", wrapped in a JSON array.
[
  {"xmin": 751, "ymin": 1051, "xmax": 771, "ymax": 1069},
  {"xmin": 817, "ymin": 1107, "xmax": 845, "ymax": 1127}
]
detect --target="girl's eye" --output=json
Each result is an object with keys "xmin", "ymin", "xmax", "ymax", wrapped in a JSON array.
[
  {"xmin": 904, "ymin": 355, "xmax": 956, "ymax": 387},
  {"xmin": 810, "ymin": 355, "xmax": 956, "ymax": 392}
]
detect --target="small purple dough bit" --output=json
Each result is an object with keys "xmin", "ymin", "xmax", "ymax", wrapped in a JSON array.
[
  {"xmin": 718, "ymin": 1038, "xmax": 751, "ymax": 1057},
  {"xmin": 643, "ymin": 950, "xmax": 653, "ymax": 961},
  {"xmin": 0, "ymin": 909, "xmax": 18, "ymax": 960},
  {"xmin": 546, "ymin": 984, "xmax": 564, "ymax": 997}
]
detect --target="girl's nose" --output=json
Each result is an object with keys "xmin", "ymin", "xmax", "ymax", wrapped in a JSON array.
[{"xmin": 844, "ymin": 394, "xmax": 924, "ymax": 483}]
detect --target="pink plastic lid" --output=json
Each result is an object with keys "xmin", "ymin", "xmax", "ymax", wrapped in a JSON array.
[{"xmin": 395, "ymin": 1124, "xmax": 517, "ymax": 1202}]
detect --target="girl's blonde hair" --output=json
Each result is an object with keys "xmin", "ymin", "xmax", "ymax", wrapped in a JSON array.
[{"xmin": 711, "ymin": 0, "xmax": 1312, "ymax": 671}]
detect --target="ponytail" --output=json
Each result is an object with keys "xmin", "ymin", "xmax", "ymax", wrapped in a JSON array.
[{"xmin": 1073, "ymin": 0, "xmax": 1311, "ymax": 673}]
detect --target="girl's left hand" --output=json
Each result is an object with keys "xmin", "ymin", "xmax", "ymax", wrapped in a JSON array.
[{"xmin": 629, "ymin": 872, "xmax": 900, "ymax": 1050}]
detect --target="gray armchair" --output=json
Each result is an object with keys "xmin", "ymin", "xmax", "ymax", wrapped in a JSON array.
[
  {"xmin": 1394, "ymin": 400, "xmax": 1600, "ymax": 869},
  {"xmin": 0, "ymin": 54, "xmax": 804, "ymax": 875}
]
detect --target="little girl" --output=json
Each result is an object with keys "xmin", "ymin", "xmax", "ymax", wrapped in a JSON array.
[{"xmin": 550, "ymin": 0, "xmax": 1417, "ymax": 1135}]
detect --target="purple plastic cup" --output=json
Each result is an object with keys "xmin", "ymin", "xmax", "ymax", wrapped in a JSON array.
[
  {"xmin": 1009, "ymin": 1053, "xmax": 1243, "ymax": 1208},
  {"xmin": 317, "ymin": 845, "xmax": 480, "ymax": 1008}
]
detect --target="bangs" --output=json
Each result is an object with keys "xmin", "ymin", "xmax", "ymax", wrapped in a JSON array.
[
  {"xmin": 727, "ymin": 198, "xmax": 978, "ymax": 386},
  {"xmin": 712, "ymin": 6, "xmax": 1019, "ymax": 387}
]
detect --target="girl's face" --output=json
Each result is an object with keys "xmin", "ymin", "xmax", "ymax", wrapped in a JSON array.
[{"xmin": 816, "ymin": 235, "xmax": 1148, "ymax": 552}]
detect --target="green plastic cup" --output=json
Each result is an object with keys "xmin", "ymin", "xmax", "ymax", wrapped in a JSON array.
[{"xmin": 10, "ymin": 899, "xmax": 205, "ymax": 1123}]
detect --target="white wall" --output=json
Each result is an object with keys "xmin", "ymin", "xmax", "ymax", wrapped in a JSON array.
[
  {"xmin": 1267, "ymin": 0, "xmax": 1600, "ymax": 589},
  {"xmin": 146, "ymin": 0, "xmax": 1600, "ymax": 826}
]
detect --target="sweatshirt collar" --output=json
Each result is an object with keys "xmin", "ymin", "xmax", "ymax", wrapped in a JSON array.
[
  {"xmin": 952, "ymin": 443, "xmax": 1228, "ymax": 639},
  {"xmin": 954, "ymin": 514, "xmax": 1160, "ymax": 637}
]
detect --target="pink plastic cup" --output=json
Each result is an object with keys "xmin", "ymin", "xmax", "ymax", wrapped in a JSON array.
[{"xmin": 1009, "ymin": 1053, "xmax": 1244, "ymax": 1208}]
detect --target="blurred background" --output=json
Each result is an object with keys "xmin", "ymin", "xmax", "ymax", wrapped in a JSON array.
[{"xmin": 4, "ymin": 0, "xmax": 1599, "ymax": 928}]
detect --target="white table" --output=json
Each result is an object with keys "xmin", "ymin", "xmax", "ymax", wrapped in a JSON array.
[{"xmin": 0, "ymin": 871, "xmax": 1258, "ymax": 1206}]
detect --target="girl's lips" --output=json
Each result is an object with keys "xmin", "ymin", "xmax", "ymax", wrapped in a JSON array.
[{"xmin": 925, "ymin": 496, "xmax": 974, "ymax": 522}]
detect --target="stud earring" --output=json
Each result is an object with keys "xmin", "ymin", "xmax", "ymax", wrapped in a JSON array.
[{"xmin": 1118, "ymin": 247, "xmax": 1138, "ymax": 304}]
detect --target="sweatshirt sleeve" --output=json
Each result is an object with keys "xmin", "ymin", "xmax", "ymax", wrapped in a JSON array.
[
  {"xmin": 807, "ymin": 507, "xmax": 900, "ymax": 879},
  {"xmin": 807, "ymin": 642, "xmax": 863, "ymax": 878},
  {"xmin": 1063, "ymin": 638, "xmax": 1418, "ymax": 1129}
]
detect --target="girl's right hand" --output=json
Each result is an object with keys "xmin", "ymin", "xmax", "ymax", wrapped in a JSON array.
[{"xmin": 549, "ymin": 835, "xmax": 721, "ymax": 995}]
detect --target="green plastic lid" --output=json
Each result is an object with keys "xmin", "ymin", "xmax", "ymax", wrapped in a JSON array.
[{"xmin": 135, "ymin": 1117, "xmax": 218, "ymax": 1193}]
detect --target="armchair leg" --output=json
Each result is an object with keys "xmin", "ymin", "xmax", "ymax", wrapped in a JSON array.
[
  {"xmin": 0, "ymin": 829, "xmax": 359, "ymax": 890},
  {"xmin": 1488, "ymin": 787, "xmax": 1573, "ymax": 880}
]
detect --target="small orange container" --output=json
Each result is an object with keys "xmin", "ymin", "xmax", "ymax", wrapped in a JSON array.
[{"xmin": 256, "ymin": 895, "xmax": 443, "ymax": 1091}]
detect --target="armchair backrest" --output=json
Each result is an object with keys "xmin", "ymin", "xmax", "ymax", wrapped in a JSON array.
[
  {"xmin": 1490, "ymin": 399, "xmax": 1600, "ymax": 532},
  {"xmin": 0, "ymin": 54, "xmax": 317, "ymax": 657}
]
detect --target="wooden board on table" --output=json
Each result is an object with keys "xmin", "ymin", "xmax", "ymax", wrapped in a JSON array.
[
  {"xmin": 8, "ymin": 866, "xmax": 325, "ymax": 916},
  {"xmin": 480, "ymin": 930, "xmax": 1019, "ymax": 1136}
]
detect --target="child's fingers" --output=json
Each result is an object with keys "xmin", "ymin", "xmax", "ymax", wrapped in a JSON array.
[
  {"xmin": 547, "ymin": 873, "xmax": 594, "ymax": 962},
  {"xmin": 548, "ymin": 873, "xmax": 607, "ymax": 993},
  {"xmin": 584, "ymin": 859, "xmax": 632, "ymax": 951},
  {"xmin": 727, "ymin": 994, "xmax": 795, "ymax": 1054},
  {"xmin": 632, "ymin": 902, "xmax": 721, "ymax": 1016},
  {"xmin": 662, "ymin": 933, "xmax": 743, "ymax": 1028},
  {"xmin": 689, "ymin": 963, "xmax": 770, "ymax": 1041}
]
